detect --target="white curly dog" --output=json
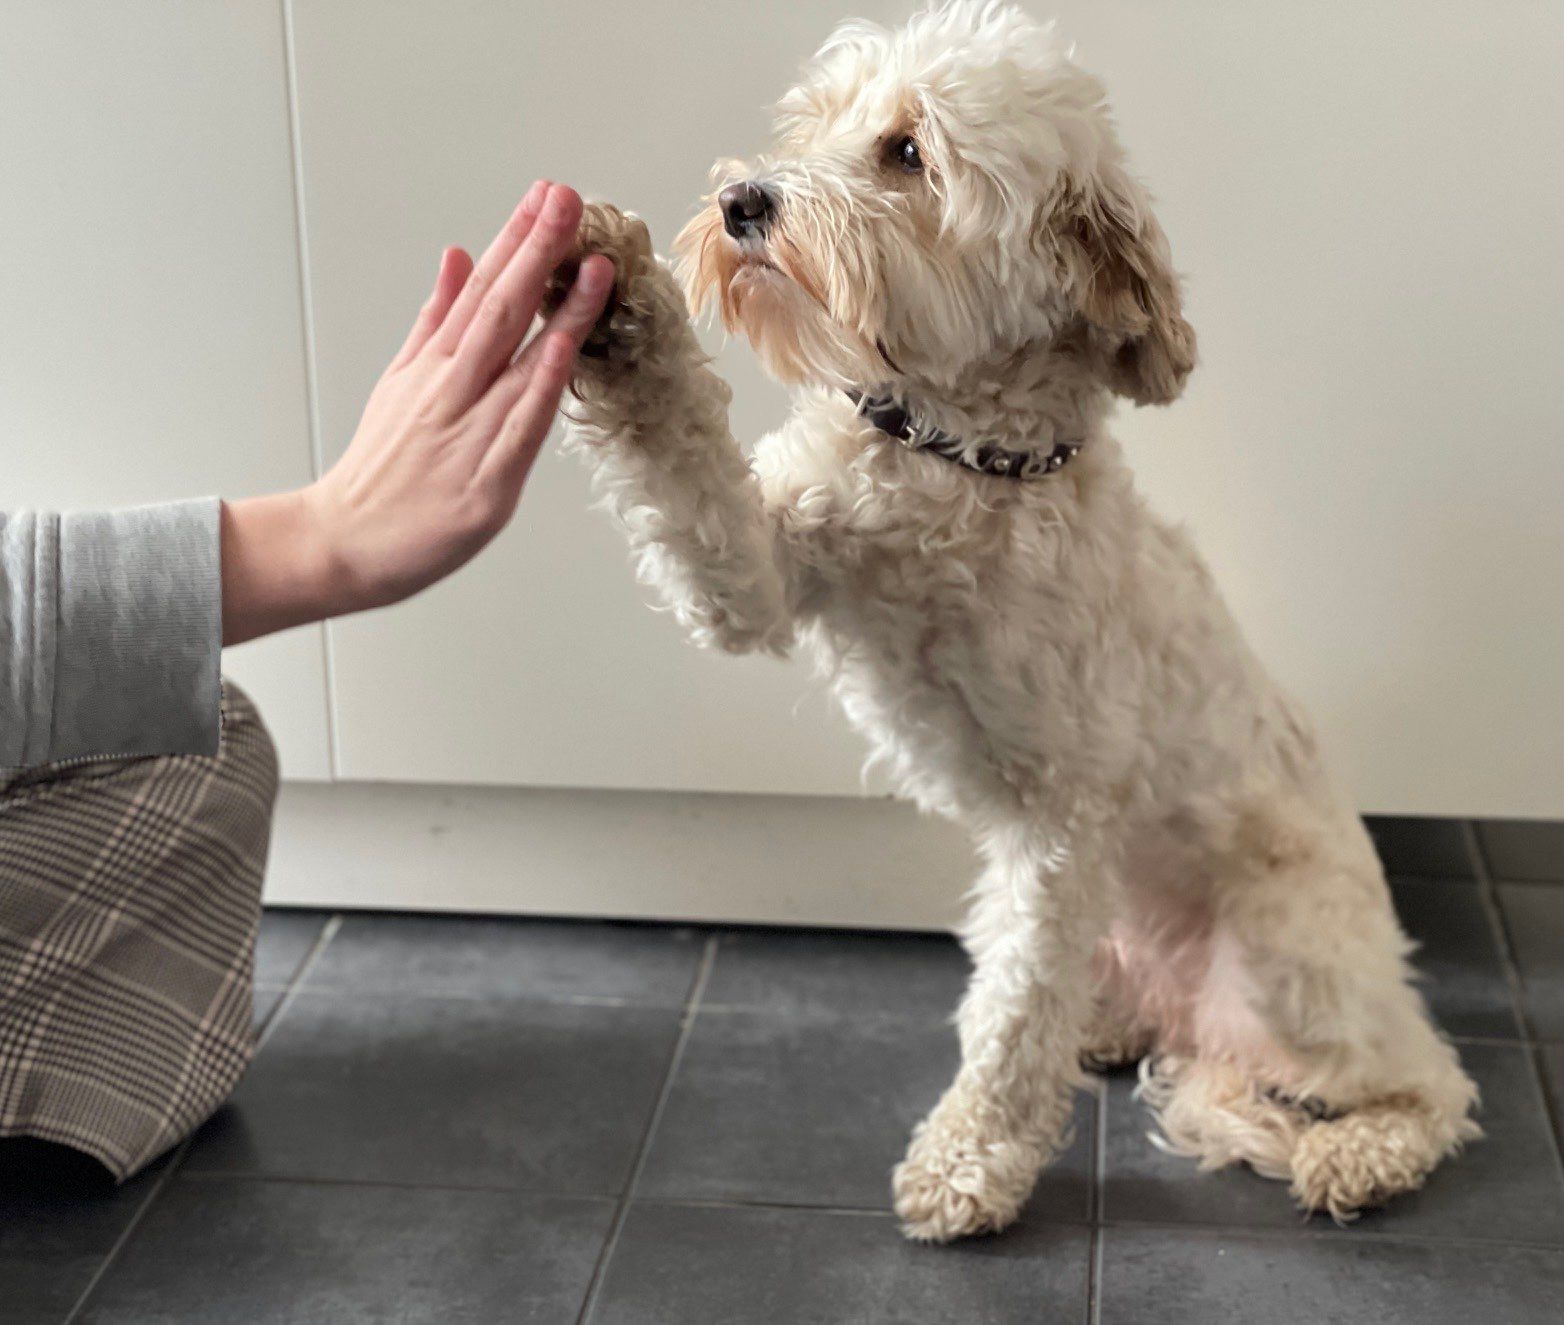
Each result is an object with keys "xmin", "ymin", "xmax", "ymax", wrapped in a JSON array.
[{"xmin": 555, "ymin": 1, "xmax": 1478, "ymax": 1242}]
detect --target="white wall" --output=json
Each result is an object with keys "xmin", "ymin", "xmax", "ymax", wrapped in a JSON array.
[
  {"xmin": 5, "ymin": 3, "xmax": 1562, "ymax": 857},
  {"xmin": 1061, "ymin": 0, "xmax": 1564, "ymax": 820}
]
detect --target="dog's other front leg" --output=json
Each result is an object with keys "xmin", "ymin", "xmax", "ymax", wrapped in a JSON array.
[
  {"xmin": 554, "ymin": 203, "xmax": 795, "ymax": 655},
  {"xmin": 894, "ymin": 824, "xmax": 1107, "ymax": 1242}
]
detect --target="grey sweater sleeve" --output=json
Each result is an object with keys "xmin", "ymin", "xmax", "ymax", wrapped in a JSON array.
[{"xmin": 1, "ymin": 498, "xmax": 222, "ymax": 768}]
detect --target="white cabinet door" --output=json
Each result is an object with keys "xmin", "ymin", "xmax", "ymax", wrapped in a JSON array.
[
  {"xmin": 1, "ymin": 0, "xmax": 332, "ymax": 779},
  {"xmin": 290, "ymin": 0, "xmax": 914, "ymax": 793},
  {"xmin": 292, "ymin": 1, "xmax": 1562, "ymax": 814}
]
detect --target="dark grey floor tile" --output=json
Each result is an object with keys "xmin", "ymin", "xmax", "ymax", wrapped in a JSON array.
[
  {"xmin": 1366, "ymin": 816, "xmax": 1476, "ymax": 879},
  {"xmin": 1542, "ymin": 1046, "xmax": 1564, "ymax": 1152},
  {"xmin": 1102, "ymin": 1044, "xmax": 1564, "ymax": 1243},
  {"xmin": 253, "ymin": 908, "xmax": 328, "ymax": 986},
  {"xmin": 77, "ymin": 1177, "xmax": 612, "ymax": 1325},
  {"xmin": 1479, "ymin": 820, "xmax": 1564, "ymax": 884},
  {"xmin": 593, "ymin": 1202, "xmax": 1091, "ymax": 1325},
  {"xmin": 302, "ymin": 912, "xmax": 703, "ymax": 1006},
  {"xmin": 1499, "ymin": 884, "xmax": 1564, "ymax": 1040},
  {"xmin": 638, "ymin": 1007, "xmax": 1092, "ymax": 1220},
  {"xmin": 1098, "ymin": 1225, "xmax": 1564, "ymax": 1325},
  {"xmin": 1391, "ymin": 878, "xmax": 1522, "ymax": 1039},
  {"xmin": 184, "ymin": 991, "xmax": 681, "ymax": 1195},
  {"xmin": 0, "ymin": 1140, "xmax": 166, "ymax": 1324},
  {"xmin": 703, "ymin": 927, "xmax": 970, "ymax": 1019}
]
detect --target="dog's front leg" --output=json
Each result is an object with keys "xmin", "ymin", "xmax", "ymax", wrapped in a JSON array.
[
  {"xmin": 554, "ymin": 203, "xmax": 795, "ymax": 655},
  {"xmin": 894, "ymin": 825, "xmax": 1106, "ymax": 1242}
]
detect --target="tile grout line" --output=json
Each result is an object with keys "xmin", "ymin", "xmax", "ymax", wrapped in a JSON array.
[
  {"xmin": 574, "ymin": 935, "xmax": 718, "ymax": 1325},
  {"xmin": 1462, "ymin": 822, "xmax": 1564, "ymax": 1184},
  {"xmin": 254, "ymin": 914, "xmax": 344, "ymax": 1054},
  {"xmin": 1484, "ymin": 876, "xmax": 1564, "ymax": 892},
  {"xmin": 173, "ymin": 1169, "xmax": 621, "ymax": 1200},
  {"xmin": 1087, "ymin": 1075, "xmax": 1107, "ymax": 1325},
  {"xmin": 1092, "ymin": 1076, "xmax": 1108, "ymax": 1222},
  {"xmin": 1091, "ymin": 1214, "xmax": 1564, "ymax": 1253},
  {"xmin": 1464, "ymin": 818, "xmax": 1494, "ymax": 881},
  {"xmin": 595, "ymin": 1192, "xmax": 1564, "ymax": 1253},
  {"xmin": 61, "ymin": 913, "xmax": 343, "ymax": 1321},
  {"xmin": 271, "ymin": 985, "xmax": 657, "ymax": 1010},
  {"xmin": 60, "ymin": 1137, "xmax": 194, "ymax": 1325},
  {"xmin": 1088, "ymin": 1224, "xmax": 1105, "ymax": 1325},
  {"xmin": 1462, "ymin": 821, "xmax": 1531, "ymax": 1036},
  {"xmin": 252, "ymin": 912, "xmax": 337, "ymax": 1037},
  {"xmin": 630, "ymin": 1195, "xmax": 895, "ymax": 1217},
  {"xmin": 1448, "ymin": 1033, "xmax": 1545, "ymax": 1049}
]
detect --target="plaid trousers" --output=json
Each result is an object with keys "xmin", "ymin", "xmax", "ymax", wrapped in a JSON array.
[{"xmin": 0, "ymin": 683, "xmax": 278, "ymax": 1179}]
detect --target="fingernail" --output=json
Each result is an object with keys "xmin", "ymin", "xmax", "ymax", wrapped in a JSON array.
[
  {"xmin": 580, "ymin": 259, "xmax": 611, "ymax": 293},
  {"xmin": 543, "ymin": 188, "xmax": 571, "ymax": 223}
]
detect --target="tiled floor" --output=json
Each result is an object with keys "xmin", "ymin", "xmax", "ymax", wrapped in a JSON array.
[{"xmin": 5, "ymin": 819, "xmax": 1563, "ymax": 1323}]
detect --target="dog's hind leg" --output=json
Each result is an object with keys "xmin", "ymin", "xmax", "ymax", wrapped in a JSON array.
[
  {"xmin": 892, "ymin": 823, "xmax": 1109, "ymax": 1242},
  {"xmin": 1166, "ymin": 811, "xmax": 1480, "ymax": 1218},
  {"xmin": 1143, "ymin": 1048, "xmax": 1477, "ymax": 1221},
  {"xmin": 1243, "ymin": 891, "xmax": 1478, "ymax": 1216}
]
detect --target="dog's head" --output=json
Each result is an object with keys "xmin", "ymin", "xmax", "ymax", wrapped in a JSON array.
[{"xmin": 677, "ymin": 1, "xmax": 1194, "ymax": 406}]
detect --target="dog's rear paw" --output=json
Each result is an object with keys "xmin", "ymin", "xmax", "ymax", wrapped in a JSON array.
[
  {"xmin": 1289, "ymin": 1099, "xmax": 1476, "ymax": 1221},
  {"xmin": 544, "ymin": 201, "xmax": 677, "ymax": 369},
  {"xmin": 891, "ymin": 1122, "xmax": 1038, "ymax": 1242}
]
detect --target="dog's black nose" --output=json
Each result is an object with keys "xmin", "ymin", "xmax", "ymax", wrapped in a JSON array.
[{"xmin": 719, "ymin": 180, "xmax": 775, "ymax": 240}]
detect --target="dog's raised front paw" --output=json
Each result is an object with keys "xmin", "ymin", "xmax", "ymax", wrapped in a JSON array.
[
  {"xmin": 891, "ymin": 1118, "xmax": 1041, "ymax": 1242},
  {"xmin": 543, "ymin": 201, "xmax": 675, "ymax": 370}
]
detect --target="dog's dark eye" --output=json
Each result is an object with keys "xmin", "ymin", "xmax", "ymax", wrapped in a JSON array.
[{"xmin": 893, "ymin": 135, "xmax": 923, "ymax": 173}]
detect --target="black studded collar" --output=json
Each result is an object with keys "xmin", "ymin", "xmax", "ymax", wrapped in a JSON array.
[{"xmin": 846, "ymin": 390, "xmax": 1082, "ymax": 481}]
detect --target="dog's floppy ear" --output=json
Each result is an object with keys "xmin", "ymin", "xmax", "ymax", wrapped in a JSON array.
[{"xmin": 1055, "ymin": 164, "xmax": 1196, "ymax": 406}]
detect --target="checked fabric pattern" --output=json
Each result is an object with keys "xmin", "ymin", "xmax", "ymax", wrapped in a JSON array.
[{"xmin": 0, "ymin": 683, "xmax": 278, "ymax": 1179}]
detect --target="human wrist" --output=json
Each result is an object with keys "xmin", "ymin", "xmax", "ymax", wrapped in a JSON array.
[{"xmin": 220, "ymin": 488, "xmax": 355, "ymax": 645}]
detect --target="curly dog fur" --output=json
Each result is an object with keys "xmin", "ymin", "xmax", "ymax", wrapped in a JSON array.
[{"xmin": 559, "ymin": 1, "xmax": 1479, "ymax": 1241}]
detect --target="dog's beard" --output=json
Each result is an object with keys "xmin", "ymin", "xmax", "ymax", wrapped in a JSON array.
[{"xmin": 675, "ymin": 203, "xmax": 889, "ymax": 389}]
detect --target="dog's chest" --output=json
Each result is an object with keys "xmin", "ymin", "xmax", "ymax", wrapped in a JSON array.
[
  {"xmin": 778, "ymin": 464, "xmax": 1119, "ymax": 801},
  {"xmin": 762, "ymin": 421, "xmax": 1159, "ymax": 805},
  {"xmin": 768, "ymin": 445, "xmax": 1086, "ymax": 629}
]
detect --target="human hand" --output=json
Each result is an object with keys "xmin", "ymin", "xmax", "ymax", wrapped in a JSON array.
[{"xmin": 222, "ymin": 181, "xmax": 613, "ymax": 645}]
